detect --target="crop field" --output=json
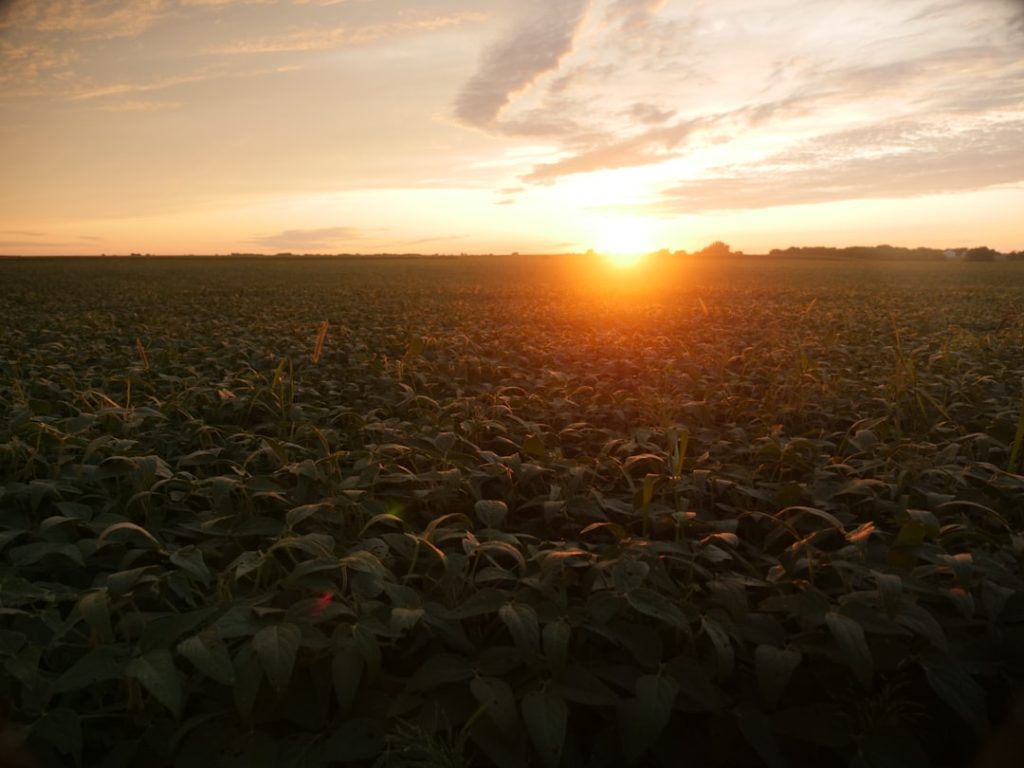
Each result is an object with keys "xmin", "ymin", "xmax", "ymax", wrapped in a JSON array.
[{"xmin": 2, "ymin": 255, "xmax": 1024, "ymax": 768}]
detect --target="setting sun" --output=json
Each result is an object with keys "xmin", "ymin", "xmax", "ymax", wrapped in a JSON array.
[{"xmin": 594, "ymin": 218, "xmax": 655, "ymax": 267}]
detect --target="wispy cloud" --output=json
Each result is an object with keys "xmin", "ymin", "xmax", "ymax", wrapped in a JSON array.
[
  {"xmin": 602, "ymin": 0, "xmax": 666, "ymax": 33},
  {"xmin": 210, "ymin": 13, "xmax": 483, "ymax": 55},
  {"xmin": 524, "ymin": 117, "xmax": 706, "ymax": 183},
  {"xmin": 654, "ymin": 118, "xmax": 1024, "ymax": 212},
  {"xmin": 449, "ymin": 0, "xmax": 1024, "ymax": 207},
  {"xmin": 250, "ymin": 226, "xmax": 374, "ymax": 251},
  {"xmin": 3, "ymin": 0, "xmax": 171, "ymax": 40},
  {"xmin": 70, "ymin": 65, "xmax": 299, "ymax": 100},
  {"xmin": 453, "ymin": 0, "xmax": 592, "ymax": 128}
]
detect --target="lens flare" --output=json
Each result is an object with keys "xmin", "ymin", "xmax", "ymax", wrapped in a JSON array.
[{"xmin": 594, "ymin": 218, "xmax": 654, "ymax": 267}]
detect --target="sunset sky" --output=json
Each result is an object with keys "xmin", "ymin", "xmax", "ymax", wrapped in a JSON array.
[{"xmin": 1, "ymin": 0, "xmax": 1022, "ymax": 256}]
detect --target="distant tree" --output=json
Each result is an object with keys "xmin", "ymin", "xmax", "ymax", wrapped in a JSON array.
[
  {"xmin": 964, "ymin": 246, "xmax": 998, "ymax": 262},
  {"xmin": 697, "ymin": 241, "xmax": 732, "ymax": 258}
]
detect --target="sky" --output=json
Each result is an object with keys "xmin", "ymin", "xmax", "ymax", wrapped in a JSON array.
[{"xmin": 1, "ymin": 0, "xmax": 1022, "ymax": 256}]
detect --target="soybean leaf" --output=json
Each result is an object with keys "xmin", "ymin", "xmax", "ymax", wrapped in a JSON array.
[
  {"xmin": 626, "ymin": 588, "xmax": 689, "ymax": 629},
  {"xmin": 126, "ymin": 650, "xmax": 183, "ymax": 718},
  {"xmin": 522, "ymin": 689, "xmax": 567, "ymax": 768},
  {"xmin": 51, "ymin": 646, "xmax": 122, "ymax": 694},
  {"xmin": 177, "ymin": 632, "xmax": 236, "ymax": 686},
  {"xmin": 755, "ymin": 645, "xmax": 802, "ymax": 708},
  {"xmin": 170, "ymin": 546, "xmax": 211, "ymax": 585},
  {"xmin": 826, "ymin": 612, "xmax": 873, "ymax": 685},
  {"xmin": 252, "ymin": 623, "xmax": 302, "ymax": 696},
  {"xmin": 30, "ymin": 708, "xmax": 82, "ymax": 766},
  {"xmin": 471, "ymin": 676, "xmax": 520, "ymax": 739},
  {"xmin": 542, "ymin": 619, "xmax": 572, "ymax": 670},
  {"xmin": 922, "ymin": 655, "xmax": 987, "ymax": 737},
  {"xmin": 321, "ymin": 719, "xmax": 386, "ymax": 763},
  {"xmin": 612, "ymin": 559, "xmax": 650, "ymax": 593},
  {"xmin": 475, "ymin": 500, "xmax": 508, "ymax": 528},
  {"xmin": 77, "ymin": 589, "xmax": 114, "ymax": 644},
  {"xmin": 331, "ymin": 643, "xmax": 364, "ymax": 715},
  {"xmin": 499, "ymin": 602, "xmax": 540, "ymax": 657},
  {"xmin": 409, "ymin": 653, "xmax": 473, "ymax": 690},
  {"xmin": 736, "ymin": 704, "xmax": 785, "ymax": 768},
  {"xmin": 618, "ymin": 674, "xmax": 679, "ymax": 765}
]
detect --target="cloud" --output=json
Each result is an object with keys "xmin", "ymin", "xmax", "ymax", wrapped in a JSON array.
[
  {"xmin": 603, "ymin": 0, "xmax": 665, "ymax": 32},
  {"xmin": 453, "ymin": 0, "xmax": 592, "ymax": 128},
  {"xmin": 17, "ymin": 0, "xmax": 169, "ymax": 40},
  {"xmin": 402, "ymin": 234, "xmax": 466, "ymax": 246},
  {"xmin": 250, "ymin": 227, "xmax": 374, "ymax": 251},
  {"xmin": 524, "ymin": 117, "xmax": 705, "ymax": 182},
  {"xmin": 654, "ymin": 118, "xmax": 1024, "ymax": 212},
  {"xmin": 210, "ymin": 13, "xmax": 483, "ymax": 55},
  {"xmin": 501, "ymin": 1, "xmax": 1024, "ymax": 185},
  {"xmin": 70, "ymin": 65, "xmax": 299, "ymax": 100}
]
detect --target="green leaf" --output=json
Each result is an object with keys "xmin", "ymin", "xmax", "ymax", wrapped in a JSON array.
[
  {"xmin": 499, "ymin": 602, "xmax": 540, "ymax": 656},
  {"xmin": 170, "ymin": 546, "xmax": 211, "ymax": 585},
  {"xmin": 521, "ymin": 434, "xmax": 546, "ymax": 460},
  {"xmin": 736, "ymin": 705, "xmax": 784, "ymax": 768},
  {"xmin": 471, "ymin": 676, "xmax": 520, "ymax": 738},
  {"xmin": 177, "ymin": 631, "xmax": 236, "ymax": 685},
  {"xmin": 8, "ymin": 542, "xmax": 84, "ymax": 567},
  {"xmin": 618, "ymin": 674, "xmax": 679, "ymax": 764},
  {"xmin": 252, "ymin": 623, "xmax": 302, "ymax": 696},
  {"xmin": 390, "ymin": 606, "xmax": 425, "ymax": 632},
  {"xmin": 0, "ymin": 630, "xmax": 26, "ymax": 656},
  {"xmin": 321, "ymin": 718, "xmax": 385, "ymax": 763},
  {"xmin": 826, "ymin": 611, "xmax": 873, "ymax": 685},
  {"xmin": 30, "ymin": 708, "xmax": 82, "ymax": 766},
  {"xmin": 409, "ymin": 653, "xmax": 473, "ymax": 690},
  {"xmin": 141, "ymin": 605, "xmax": 220, "ymax": 651},
  {"xmin": 51, "ymin": 646, "xmax": 122, "ymax": 694},
  {"xmin": 475, "ymin": 499, "xmax": 508, "ymax": 528},
  {"xmin": 522, "ymin": 689, "xmax": 567, "ymax": 768},
  {"xmin": 755, "ymin": 645, "xmax": 801, "ymax": 708},
  {"xmin": 212, "ymin": 604, "xmax": 259, "ymax": 639},
  {"xmin": 444, "ymin": 588, "xmax": 507, "ymax": 619},
  {"xmin": 331, "ymin": 643, "xmax": 364, "ymax": 714},
  {"xmin": 552, "ymin": 664, "xmax": 618, "ymax": 706},
  {"xmin": 228, "ymin": 551, "xmax": 265, "ymax": 579},
  {"xmin": 895, "ymin": 603, "xmax": 948, "ymax": 652},
  {"xmin": 77, "ymin": 589, "xmax": 114, "ymax": 644},
  {"xmin": 286, "ymin": 502, "xmax": 327, "ymax": 529},
  {"xmin": 542, "ymin": 619, "xmax": 572, "ymax": 669},
  {"xmin": 126, "ymin": 649, "xmax": 183, "ymax": 718},
  {"xmin": 701, "ymin": 616, "xmax": 734, "ymax": 679},
  {"xmin": 233, "ymin": 644, "xmax": 263, "ymax": 721},
  {"xmin": 922, "ymin": 655, "xmax": 987, "ymax": 737},
  {"xmin": 105, "ymin": 566, "xmax": 159, "ymax": 596},
  {"xmin": 773, "ymin": 705, "xmax": 853, "ymax": 747},
  {"xmin": 627, "ymin": 588, "xmax": 689, "ymax": 628},
  {"xmin": 612, "ymin": 559, "xmax": 650, "ymax": 593},
  {"xmin": 853, "ymin": 727, "xmax": 931, "ymax": 768}
]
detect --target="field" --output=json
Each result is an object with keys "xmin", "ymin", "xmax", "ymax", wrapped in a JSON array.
[{"xmin": 2, "ymin": 255, "xmax": 1024, "ymax": 768}]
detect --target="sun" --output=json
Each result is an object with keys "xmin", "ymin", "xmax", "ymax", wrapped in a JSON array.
[{"xmin": 594, "ymin": 218, "xmax": 655, "ymax": 267}]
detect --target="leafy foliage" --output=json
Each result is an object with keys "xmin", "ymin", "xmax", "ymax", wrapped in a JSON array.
[{"xmin": 1, "ymin": 256, "xmax": 1024, "ymax": 767}]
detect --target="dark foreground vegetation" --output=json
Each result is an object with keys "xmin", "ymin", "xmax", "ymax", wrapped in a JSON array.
[{"xmin": 1, "ymin": 255, "xmax": 1023, "ymax": 767}]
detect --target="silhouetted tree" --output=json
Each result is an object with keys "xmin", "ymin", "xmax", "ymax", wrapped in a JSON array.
[
  {"xmin": 965, "ymin": 246, "xmax": 998, "ymax": 262},
  {"xmin": 698, "ymin": 241, "xmax": 732, "ymax": 258}
]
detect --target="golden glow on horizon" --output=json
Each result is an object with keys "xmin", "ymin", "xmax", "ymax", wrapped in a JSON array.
[{"xmin": 594, "ymin": 218, "xmax": 655, "ymax": 267}]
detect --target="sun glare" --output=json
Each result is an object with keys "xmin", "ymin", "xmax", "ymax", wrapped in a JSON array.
[{"xmin": 594, "ymin": 218, "xmax": 655, "ymax": 267}]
